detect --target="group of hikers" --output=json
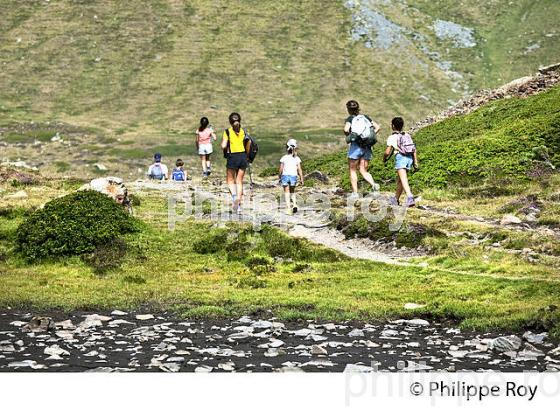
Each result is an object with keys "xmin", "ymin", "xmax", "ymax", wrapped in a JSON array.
[{"xmin": 147, "ymin": 100, "xmax": 419, "ymax": 213}]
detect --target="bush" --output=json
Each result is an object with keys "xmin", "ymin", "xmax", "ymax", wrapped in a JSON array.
[
  {"xmin": 16, "ymin": 190, "xmax": 139, "ymax": 261},
  {"xmin": 81, "ymin": 238, "xmax": 128, "ymax": 274}
]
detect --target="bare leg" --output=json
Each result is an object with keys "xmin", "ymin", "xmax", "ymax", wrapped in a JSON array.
[
  {"xmin": 358, "ymin": 158, "xmax": 376, "ymax": 188},
  {"xmin": 206, "ymin": 154, "xmax": 211, "ymax": 171},
  {"xmin": 200, "ymin": 155, "xmax": 207, "ymax": 173},
  {"xmin": 397, "ymin": 168, "xmax": 413, "ymax": 198},
  {"xmin": 289, "ymin": 185, "xmax": 297, "ymax": 209},
  {"xmin": 235, "ymin": 168, "xmax": 246, "ymax": 208},
  {"xmin": 395, "ymin": 176, "xmax": 404, "ymax": 201},
  {"xmin": 226, "ymin": 168, "xmax": 237, "ymax": 203},
  {"xmin": 283, "ymin": 185, "xmax": 291, "ymax": 211},
  {"xmin": 348, "ymin": 158, "xmax": 359, "ymax": 193}
]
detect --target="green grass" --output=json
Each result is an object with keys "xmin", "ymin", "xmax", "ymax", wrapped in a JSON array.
[
  {"xmin": 1, "ymin": 188, "xmax": 560, "ymax": 336},
  {"xmin": 2, "ymin": 0, "xmax": 558, "ymax": 143},
  {"xmin": 306, "ymin": 84, "xmax": 560, "ymax": 191}
]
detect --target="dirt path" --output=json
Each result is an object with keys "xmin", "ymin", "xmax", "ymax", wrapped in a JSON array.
[
  {"xmin": 130, "ymin": 177, "xmax": 560, "ymax": 280},
  {"xmin": 132, "ymin": 178, "xmax": 415, "ymax": 265}
]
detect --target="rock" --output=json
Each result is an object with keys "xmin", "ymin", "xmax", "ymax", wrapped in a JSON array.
[
  {"xmin": 23, "ymin": 316, "xmax": 55, "ymax": 333},
  {"xmin": 311, "ymin": 345, "xmax": 328, "ymax": 355},
  {"xmin": 108, "ymin": 319, "xmax": 133, "ymax": 326},
  {"xmin": 78, "ymin": 318, "xmax": 103, "ymax": 329},
  {"xmin": 394, "ymin": 319, "xmax": 430, "ymax": 326},
  {"xmin": 344, "ymin": 364, "xmax": 375, "ymax": 373},
  {"xmin": 490, "ymin": 335, "xmax": 522, "ymax": 353},
  {"xmin": 194, "ymin": 365, "xmax": 213, "ymax": 373},
  {"xmin": 294, "ymin": 329, "xmax": 312, "ymax": 337},
  {"xmin": 525, "ymin": 214, "xmax": 538, "ymax": 222},
  {"xmin": 218, "ymin": 361, "xmax": 235, "ymax": 371},
  {"xmin": 304, "ymin": 171, "xmax": 329, "ymax": 183},
  {"xmin": 380, "ymin": 329, "xmax": 400, "ymax": 338},
  {"xmin": 264, "ymin": 348, "xmax": 281, "ymax": 357},
  {"xmin": 252, "ymin": 320, "xmax": 273, "ymax": 329},
  {"xmin": 55, "ymin": 320, "xmax": 75, "ymax": 330},
  {"xmin": 306, "ymin": 334, "xmax": 328, "ymax": 342},
  {"xmin": 9, "ymin": 321, "xmax": 27, "ymax": 327},
  {"xmin": 6, "ymin": 190, "xmax": 28, "ymax": 200},
  {"xmin": 517, "ymin": 343, "xmax": 545, "ymax": 359},
  {"xmin": 44, "ymin": 345, "xmax": 69, "ymax": 357},
  {"xmin": 80, "ymin": 177, "xmax": 129, "ymax": 206},
  {"xmin": 348, "ymin": 329, "xmax": 365, "ymax": 338},
  {"xmin": 523, "ymin": 331, "xmax": 547, "ymax": 345},
  {"xmin": 500, "ymin": 214, "xmax": 522, "ymax": 225},
  {"xmin": 166, "ymin": 357, "xmax": 186, "ymax": 363},
  {"xmin": 8, "ymin": 360, "xmax": 46, "ymax": 370},
  {"xmin": 301, "ymin": 359, "xmax": 335, "ymax": 368},
  {"xmin": 111, "ymin": 310, "xmax": 128, "ymax": 316},
  {"xmin": 400, "ymin": 361, "xmax": 433, "ymax": 372},
  {"xmin": 159, "ymin": 363, "xmax": 181, "ymax": 372},
  {"xmin": 136, "ymin": 314, "xmax": 155, "ymax": 321},
  {"xmin": 94, "ymin": 163, "xmax": 107, "ymax": 171},
  {"xmin": 84, "ymin": 314, "xmax": 112, "ymax": 322},
  {"xmin": 549, "ymin": 346, "xmax": 560, "ymax": 356},
  {"xmin": 404, "ymin": 303, "xmax": 425, "ymax": 310},
  {"xmin": 0, "ymin": 344, "xmax": 16, "ymax": 353},
  {"xmin": 269, "ymin": 339, "xmax": 285, "ymax": 348}
]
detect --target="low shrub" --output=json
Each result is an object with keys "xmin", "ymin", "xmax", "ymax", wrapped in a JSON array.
[
  {"xmin": 16, "ymin": 190, "xmax": 139, "ymax": 261},
  {"xmin": 81, "ymin": 238, "xmax": 128, "ymax": 274}
]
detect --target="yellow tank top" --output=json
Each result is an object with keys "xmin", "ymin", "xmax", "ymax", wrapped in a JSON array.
[{"xmin": 223, "ymin": 127, "xmax": 246, "ymax": 153}]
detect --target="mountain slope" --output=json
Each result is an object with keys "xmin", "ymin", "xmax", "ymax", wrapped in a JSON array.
[{"xmin": 1, "ymin": 0, "xmax": 559, "ymax": 134}]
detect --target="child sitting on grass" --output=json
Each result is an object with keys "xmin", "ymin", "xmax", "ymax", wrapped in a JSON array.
[
  {"xmin": 383, "ymin": 117, "xmax": 418, "ymax": 207},
  {"xmin": 279, "ymin": 139, "xmax": 304, "ymax": 214},
  {"xmin": 171, "ymin": 159, "xmax": 188, "ymax": 182},
  {"xmin": 147, "ymin": 152, "xmax": 168, "ymax": 180}
]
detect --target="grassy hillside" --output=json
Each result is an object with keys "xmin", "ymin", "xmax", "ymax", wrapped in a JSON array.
[
  {"xmin": 1, "ymin": 1, "xmax": 559, "ymax": 170},
  {"xmin": 307, "ymin": 83, "xmax": 560, "ymax": 191}
]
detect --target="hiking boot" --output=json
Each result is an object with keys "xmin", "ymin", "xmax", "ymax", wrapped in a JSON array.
[
  {"xmin": 405, "ymin": 196, "xmax": 416, "ymax": 207},
  {"xmin": 371, "ymin": 183, "xmax": 380, "ymax": 193},
  {"xmin": 348, "ymin": 192, "xmax": 360, "ymax": 201},
  {"xmin": 292, "ymin": 206, "xmax": 298, "ymax": 214},
  {"xmin": 237, "ymin": 204, "xmax": 243, "ymax": 214},
  {"xmin": 388, "ymin": 197, "xmax": 399, "ymax": 206}
]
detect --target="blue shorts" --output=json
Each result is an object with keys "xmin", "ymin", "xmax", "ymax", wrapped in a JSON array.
[
  {"xmin": 347, "ymin": 141, "xmax": 372, "ymax": 161},
  {"xmin": 395, "ymin": 153, "xmax": 414, "ymax": 170},
  {"xmin": 281, "ymin": 175, "xmax": 298, "ymax": 187}
]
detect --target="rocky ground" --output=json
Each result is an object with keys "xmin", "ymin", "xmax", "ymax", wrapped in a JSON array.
[{"xmin": 1, "ymin": 310, "xmax": 559, "ymax": 373}]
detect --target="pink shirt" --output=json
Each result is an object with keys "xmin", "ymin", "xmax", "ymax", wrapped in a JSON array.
[{"xmin": 196, "ymin": 128, "xmax": 214, "ymax": 145}]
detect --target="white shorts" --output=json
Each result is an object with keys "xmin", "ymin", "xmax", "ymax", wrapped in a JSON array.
[{"xmin": 198, "ymin": 143, "xmax": 213, "ymax": 155}]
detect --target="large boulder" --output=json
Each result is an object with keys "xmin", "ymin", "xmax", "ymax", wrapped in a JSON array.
[{"xmin": 80, "ymin": 177, "xmax": 131, "ymax": 211}]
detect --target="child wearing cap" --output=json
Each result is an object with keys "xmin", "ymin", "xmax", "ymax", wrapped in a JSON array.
[
  {"xmin": 147, "ymin": 153, "xmax": 169, "ymax": 180},
  {"xmin": 279, "ymin": 139, "xmax": 304, "ymax": 214}
]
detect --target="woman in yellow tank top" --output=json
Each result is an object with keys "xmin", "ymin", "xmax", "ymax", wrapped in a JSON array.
[{"xmin": 221, "ymin": 112, "xmax": 248, "ymax": 213}]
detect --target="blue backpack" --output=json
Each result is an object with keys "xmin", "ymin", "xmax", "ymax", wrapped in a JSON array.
[{"xmin": 171, "ymin": 168, "xmax": 186, "ymax": 181}]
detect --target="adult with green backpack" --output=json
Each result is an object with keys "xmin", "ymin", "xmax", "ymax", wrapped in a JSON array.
[
  {"xmin": 221, "ymin": 112, "xmax": 258, "ymax": 214},
  {"xmin": 344, "ymin": 100, "xmax": 381, "ymax": 199}
]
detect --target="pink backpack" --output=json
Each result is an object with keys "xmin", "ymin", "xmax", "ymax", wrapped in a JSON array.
[{"xmin": 397, "ymin": 132, "xmax": 416, "ymax": 155}]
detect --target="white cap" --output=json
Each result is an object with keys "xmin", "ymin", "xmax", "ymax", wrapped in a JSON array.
[{"xmin": 286, "ymin": 138, "xmax": 297, "ymax": 149}]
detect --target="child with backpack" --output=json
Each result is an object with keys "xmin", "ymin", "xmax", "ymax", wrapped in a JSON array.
[
  {"xmin": 147, "ymin": 152, "xmax": 169, "ymax": 180},
  {"xmin": 279, "ymin": 138, "xmax": 304, "ymax": 214},
  {"xmin": 344, "ymin": 100, "xmax": 381, "ymax": 199},
  {"xmin": 383, "ymin": 117, "xmax": 419, "ymax": 207},
  {"xmin": 171, "ymin": 159, "xmax": 188, "ymax": 182}
]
